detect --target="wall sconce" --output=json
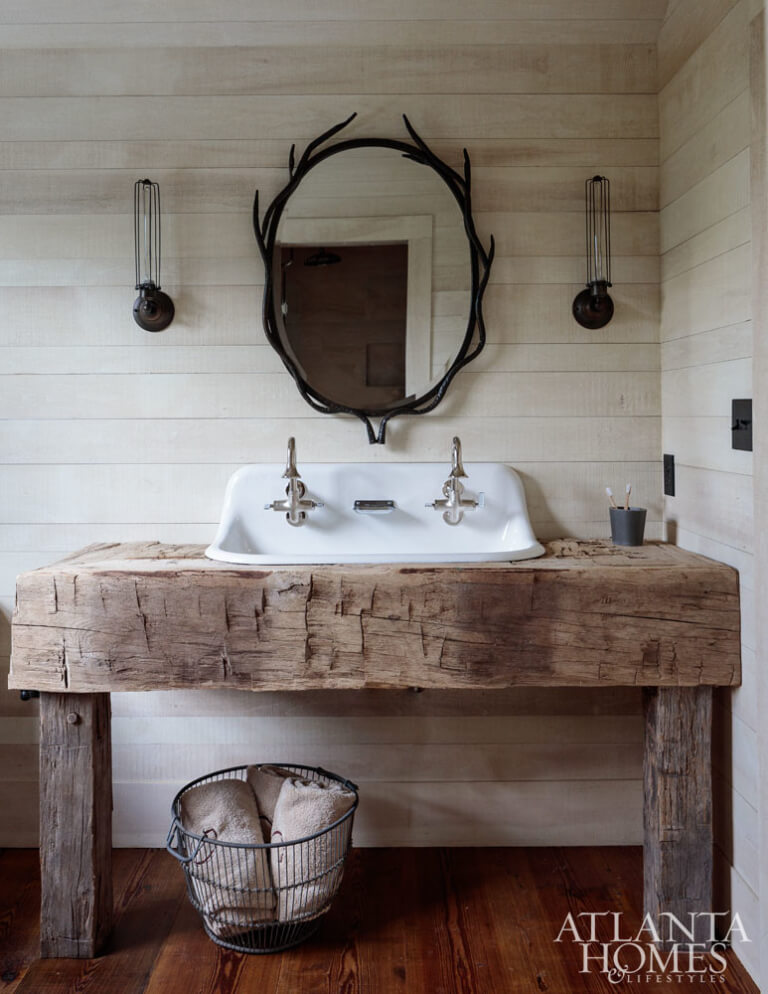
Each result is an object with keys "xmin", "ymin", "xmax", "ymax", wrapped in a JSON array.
[
  {"xmin": 133, "ymin": 178, "xmax": 174, "ymax": 332},
  {"xmin": 572, "ymin": 175, "xmax": 614, "ymax": 329}
]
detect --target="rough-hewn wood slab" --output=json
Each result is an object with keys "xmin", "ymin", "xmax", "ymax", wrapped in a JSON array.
[
  {"xmin": 39, "ymin": 692, "xmax": 112, "ymax": 957},
  {"xmin": 9, "ymin": 540, "xmax": 741, "ymax": 693},
  {"xmin": 643, "ymin": 686, "xmax": 712, "ymax": 947}
]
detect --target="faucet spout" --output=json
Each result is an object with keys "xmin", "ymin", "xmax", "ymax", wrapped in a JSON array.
[
  {"xmin": 283, "ymin": 436, "xmax": 301, "ymax": 480},
  {"xmin": 450, "ymin": 436, "xmax": 467, "ymax": 479}
]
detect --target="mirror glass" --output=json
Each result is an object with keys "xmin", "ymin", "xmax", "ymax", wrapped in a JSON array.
[{"xmin": 274, "ymin": 147, "xmax": 472, "ymax": 413}]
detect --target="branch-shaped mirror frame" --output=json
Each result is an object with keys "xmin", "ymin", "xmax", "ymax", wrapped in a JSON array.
[{"xmin": 253, "ymin": 114, "xmax": 495, "ymax": 444}]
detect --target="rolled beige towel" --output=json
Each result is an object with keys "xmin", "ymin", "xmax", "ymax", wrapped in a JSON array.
[
  {"xmin": 180, "ymin": 778, "xmax": 274, "ymax": 937},
  {"xmin": 245, "ymin": 764, "xmax": 295, "ymax": 841},
  {"xmin": 270, "ymin": 777, "xmax": 356, "ymax": 922}
]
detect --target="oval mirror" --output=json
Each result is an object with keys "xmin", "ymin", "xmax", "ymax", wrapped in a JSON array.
[{"xmin": 254, "ymin": 115, "xmax": 494, "ymax": 443}]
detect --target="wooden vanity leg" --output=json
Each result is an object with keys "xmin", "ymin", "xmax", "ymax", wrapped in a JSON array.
[
  {"xmin": 643, "ymin": 686, "xmax": 712, "ymax": 946},
  {"xmin": 39, "ymin": 692, "xmax": 113, "ymax": 958}
]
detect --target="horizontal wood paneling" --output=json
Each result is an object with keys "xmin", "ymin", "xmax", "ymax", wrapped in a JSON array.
[
  {"xmin": 0, "ymin": 343, "xmax": 659, "ymax": 377},
  {"xmin": 0, "ymin": 283, "xmax": 660, "ymax": 346},
  {"xmin": 0, "ymin": 45, "xmax": 657, "ymax": 97},
  {"xmin": 0, "ymin": 95, "xmax": 659, "ymax": 142},
  {"xmin": 0, "ymin": 417, "xmax": 661, "ymax": 466},
  {"xmin": 661, "ymin": 321, "xmax": 751, "ymax": 367},
  {"xmin": 0, "ymin": 137, "xmax": 660, "ymax": 170},
  {"xmin": 663, "ymin": 464, "xmax": 752, "ymax": 551},
  {"xmin": 661, "ymin": 208, "xmax": 751, "ymax": 280},
  {"xmin": 662, "ymin": 416, "xmax": 753, "ymax": 474},
  {"xmin": 661, "ymin": 245, "xmax": 751, "ymax": 337},
  {"xmin": 0, "ymin": 0, "xmax": 669, "ymax": 24},
  {"xmin": 0, "ymin": 167, "xmax": 660, "ymax": 216},
  {"xmin": 659, "ymin": 2, "xmax": 749, "ymax": 159},
  {"xmin": 0, "ymin": 371, "xmax": 661, "ymax": 419},
  {"xmin": 0, "ymin": 22, "xmax": 666, "ymax": 49},
  {"xmin": 660, "ymin": 91, "xmax": 749, "ymax": 207},
  {"xmin": 1, "ymin": 740, "xmax": 644, "ymax": 784},
  {"xmin": 0, "ymin": 461, "xmax": 664, "ymax": 534},
  {"xmin": 0, "ymin": 255, "xmax": 659, "ymax": 287},
  {"xmin": 0, "ymin": 777, "xmax": 644, "ymax": 848},
  {"xmin": 0, "ymin": 211, "xmax": 661, "ymax": 259},
  {"xmin": 660, "ymin": 152, "xmax": 750, "ymax": 253},
  {"xmin": 0, "ymin": 6, "xmax": 662, "ymax": 849},
  {"xmin": 658, "ymin": 0, "xmax": 740, "ymax": 87}
]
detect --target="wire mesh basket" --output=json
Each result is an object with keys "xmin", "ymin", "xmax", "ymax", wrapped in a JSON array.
[{"xmin": 166, "ymin": 764, "xmax": 358, "ymax": 953}]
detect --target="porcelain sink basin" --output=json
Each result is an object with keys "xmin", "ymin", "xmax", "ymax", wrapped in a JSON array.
[{"xmin": 206, "ymin": 462, "xmax": 544, "ymax": 565}]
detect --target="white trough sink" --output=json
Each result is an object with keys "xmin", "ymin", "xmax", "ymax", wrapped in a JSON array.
[{"xmin": 206, "ymin": 462, "xmax": 545, "ymax": 565}]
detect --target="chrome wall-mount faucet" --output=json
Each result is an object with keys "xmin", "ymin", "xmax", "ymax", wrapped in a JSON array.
[
  {"xmin": 427, "ymin": 436, "xmax": 481, "ymax": 526},
  {"xmin": 264, "ymin": 437, "xmax": 323, "ymax": 527}
]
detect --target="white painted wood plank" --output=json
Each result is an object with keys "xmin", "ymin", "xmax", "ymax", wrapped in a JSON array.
[
  {"xmin": 0, "ymin": 212, "xmax": 659, "ymax": 260},
  {"xmin": 0, "ymin": 777, "xmax": 645, "ymax": 848},
  {"xmin": 660, "ymin": 151, "xmax": 750, "ymax": 253},
  {"xmin": 661, "ymin": 245, "xmax": 751, "ymax": 337},
  {"xmin": 660, "ymin": 91, "xmax": 749, "ymax": 207},
  {"xmin": 714, "ymin": 703, "xmax": 759, "ymax": 804},
  {"xmin": 662, "ymin": 357, "xmax": 752, "ymax": 415},
  {"xmin": 661, "ymin": 208, "xmax": 751, "ymax": 281},
  {"xmin": 713, "ymin": 771, "xmax": 760, "ymax": 900},
  {"xmin": 0, "ymin": 416, "xmax": 661, "ymax": 467},
  {"xmin": 0, "ymin": 460, "xmax": 663, "ymax": 534},
  {"xmin": 712, "ymin": 853, "xmax": 761, "ymax": 978},
  {"xmin": 0, "ymin": 166, "xmax": 658, "ymax": 216},
  {"xmin": 0, "ymin": 138, "xmax": 661, "ymax": 171},
  {"xmin": 0, "ymin": 0, "xmax": 669, "ymax": 24},
  {"xmin": 670, "ymin": 526, "xmax": 754, "ymax": 588},
  {"xmin": 729, "ymin": 646, "xmax": 759, "ymax": 729},
  {"xmin": 0, "ymin": 739, "xmax": 643, "ymax": 784},
  {"xmin": 658, "ymin": 0, "xmax": 740, "ymax": 87},
  {"xmin": 664, "ymin": 464, "xmax": 753, "ymax": 552},
  {"xmin": 0, "ymin": 44, "xmax": 657, "ymax": 97},
  {"xmin": 107, "ymin": 687, "xmax": 642, "ymax": 720},
  {"xmin": 660, "ymin": 321, "xmax": 751, "ymax": 367},
  {"xmin": 0, "ymin": 95, "xmax": 659, "ymax": 142},
  {"xmin": 662, "ymin": 415, "xmax": 753, "ymax": 475},
  {"xmin": 109, "ymin": 778, "xmax": 643, "ymax": 849},
  {"xmin": 0, "ymin": 370, "xmax": 661, "ymax": 420},
  {"xmin": 0, "ymin": 21, "xmax": 664, "ymax": 49},
  {"xmin": 0, "ymin": 283, "xmax": 659, "ymax": 346},
  {"xmin": 0, "ymin": 343, "xmax": 658, "ymax": 376},
  {"xmin": 0, "ymin": 255, "xmax": 659, "ymax": 288},
  {"xmin": 659, "ymin": 3, "xmax": 749, "ymax": 159}
]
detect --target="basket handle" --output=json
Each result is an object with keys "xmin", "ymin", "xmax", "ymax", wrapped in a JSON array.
[
  {"xmin": 316, "ymin": 766, "xmax": 359, "ymax": 793},
  {"xmin": 166, "ymin": 819, "xmax": 208, "ymax": 865}
]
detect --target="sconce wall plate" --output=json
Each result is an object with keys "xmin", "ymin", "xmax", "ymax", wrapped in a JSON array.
[
  {"xmin": 133, "ymin": 178, "xmax": 174, "ymax": 332},
  {"xmin": 572, "ymin": 286, "xmax": 614, "ymax": 330},
  {"xmin": 133, "ymin": 285, "xmax": 175, "ymax": 332}
]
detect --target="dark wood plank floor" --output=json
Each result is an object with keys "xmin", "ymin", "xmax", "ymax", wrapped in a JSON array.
[{"xmin": 0, "ymin": 847, "xmax": 759, "ymax": 994}]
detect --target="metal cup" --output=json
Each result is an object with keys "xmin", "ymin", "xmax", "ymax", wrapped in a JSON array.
[{"xmin": 609, "ymin": 507, "xmax": 647, "ymax": 546}]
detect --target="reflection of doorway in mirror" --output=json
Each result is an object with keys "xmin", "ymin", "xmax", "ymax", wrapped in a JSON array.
[
  {"xmin": 280, "ymin": 244, "xmax": 408, "ymax": 409},
  {"xmin": 276, "ymin": 215, "xmax": 433, "ymax": 410}
]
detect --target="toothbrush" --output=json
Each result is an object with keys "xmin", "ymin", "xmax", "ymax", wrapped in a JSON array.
[
  {"xmin": 624, "ymin": 484, "xmax": 631, "ymax": 511},
  {"xmin": 606, "ymin": 487, "xmax": 618, "ymax": 509}
]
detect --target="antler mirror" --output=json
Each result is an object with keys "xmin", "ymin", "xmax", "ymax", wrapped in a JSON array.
[{"xmin": 253, "ymin": 114, "xmax": 494, "ymax": 444}]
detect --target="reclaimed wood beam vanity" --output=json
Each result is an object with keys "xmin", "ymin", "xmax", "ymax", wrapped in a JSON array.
[{"xmin": 8, "ymin": 539, "xmax": 740, "ymax": 957}]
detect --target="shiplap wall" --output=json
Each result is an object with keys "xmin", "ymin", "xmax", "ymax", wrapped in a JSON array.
[
  {"xmin": 659, "ymin": 0, "xmax": 761, "ymax": 982},
  {"xmin": 0, "ymin": 1, "xmax": 663, "ymax": 849}
]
